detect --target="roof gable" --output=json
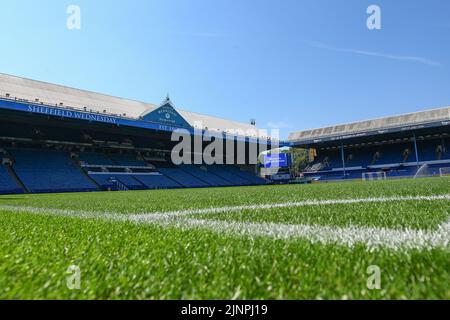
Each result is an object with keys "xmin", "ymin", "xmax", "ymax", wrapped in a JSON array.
[{"xmin": 141, "ymin": 97, "xmax": 192, "ymax": 128}]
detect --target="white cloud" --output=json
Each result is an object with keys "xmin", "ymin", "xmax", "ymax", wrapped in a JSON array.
[
  {"xmin": 171, "ymin": 31, "xmax": 228, "ymax": 38},
  {"xmin": 266, "ymin": 121, "xmax": 293, "ymax": 129},
  {"xmin": 307, "ymin": 41, "xmax": 442, "ymax": 67}
]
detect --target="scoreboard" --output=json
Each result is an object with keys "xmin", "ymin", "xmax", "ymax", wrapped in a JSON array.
[{"xmin": 263, "ymin": 153, "xmax": 291, "ymax": 168}]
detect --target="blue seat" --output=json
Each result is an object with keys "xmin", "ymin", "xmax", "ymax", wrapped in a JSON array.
[
  {"xmin": 180, "ymin": 165, "xmax": 231, "ymax": 187},
  {"xmin": 109, "ymin": 154, "xmax": 147, "ymax": 167},
  {"xmin": 78, "ymin": 152, "xmax": 115, "ymax": 166},
  {"xmin": 205, "ymin": 166, "xmax": 252, "ymax": 186},
  {"xmin": 223, "ymin": 166, "xmax": 267, "ymax": 185},
  {"xmin": 134, "ymin": 174, "xmax": 181, "ymax": 189},
  {"xmin": 88, "ymin": 174, "xmax": 146, "ymax": 190},
  {"xmin": 9, "ymin": 148, "xmax": 98, "ymax": 193},
  {"xmin": 0, "ymin": 165, "xmax": 23, "ymax": 194},
  {"xmin": 158, "ymin": 168, "xmax": 210, "ymax": 188}
]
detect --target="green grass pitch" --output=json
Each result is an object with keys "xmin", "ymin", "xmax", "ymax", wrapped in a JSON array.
[{"xmin": 0, "ymin": 178, "xmax": 448, "ymax": 299}]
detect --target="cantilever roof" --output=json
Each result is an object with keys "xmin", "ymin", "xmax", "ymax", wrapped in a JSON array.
[
  {"xmin": 288, "ymin": 107, "xmax": 450, "ymax": 143},
  {"xmin": 0, "ymin": 73, "xmax": 264, "ymax": 137}
]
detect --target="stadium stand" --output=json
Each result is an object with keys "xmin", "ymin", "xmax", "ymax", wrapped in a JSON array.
[
  {"xmin": 0, "ymin": 165, "xmax": 23, "ymax": 194},
  {"xmin": 223, "ymin": 166, "xmax": 267, "ymax": 185},
  {"xmin": 0, "ymin": 73, "xmax": 271, "ymax": 139},
  {"xmin": 89, "ymin": 174, "xmax": 124, "ymax": 191},
  {"xmin": 205, "ymin": 166, "xmax": 253, "ymax": 185},
  {"xmin": 71, "ymin": 150, "xmax": 263, "ymax": 190},
  {"xmin": 9, "ymin": 148, "xmax": 98, "ymax": 193},
  {"xmin": 417, "ymin": 139, "xmax": 450, "ymax": 161},
  {"xmin": 0, "ymin": 73, "xmax": 272, "ymax": 194},
  {"xmin": 291, "ymin": 107, "xmax": 450, "ymax": 182},
  {"xmin": 0, "ymin": 73, "xmax": 447, "ymax": 192},
  {"xmin": 180, "ymin": 165, "xmax": 233, "ymax": 187},
  {"xmin": 78, "ymin": 152, "xmax": 115, "ymax": 166},
  {"xmin": 114, "ymin": 175, "xmax": 146, "ymax": 190},
  {"xmin": 88, "ymin": 174, "xmax": 146, "ymax": 191},
  {"xmin": 158, "ymin": 168, "xmax": 210, "ymax": 188},
  {"xmin": 301, "ymin": 137, "xmax": 450, "ymax": 181},
  {"xmin": 108, "ymin": 153, "xmax": 147, "ymax": 167},
  {"xmin": 134, "ymin": 174, "xmax": 181, "ymax": 189}
]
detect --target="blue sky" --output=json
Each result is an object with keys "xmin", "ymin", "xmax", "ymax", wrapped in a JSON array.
[{"xmin": 0, "ymin": 0, "xmax": 449, "ymax": 139}]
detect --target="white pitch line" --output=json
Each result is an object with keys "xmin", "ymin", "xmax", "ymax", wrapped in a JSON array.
[
  {"xmin": 128, "ymin": 194, "xmax": 450, "ymax": 218},
  {"xmin": 0, "ymin": 194, "xmax": 449, "ymax": 250},
  {"xmin": 167, "ymin": 218, "xmax": 450, "ymax": 251},
  {"xmin": 0, "ymin": 194, "xmax": 448, "ymax": 219}
]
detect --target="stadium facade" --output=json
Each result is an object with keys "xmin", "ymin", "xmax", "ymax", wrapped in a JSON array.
[
  {"xmin": 0, "ymin": 72, "xmax": 449, "ymax": 194},
  {"xmin": 288, "ymin": 107, "xmax": 450, "ymax": 181},
  {"xmin": 0, "ymin": 73, "xmax": 271, "ymax": 194}
]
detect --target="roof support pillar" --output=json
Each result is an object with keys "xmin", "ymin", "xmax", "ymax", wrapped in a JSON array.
[
  {"xmin": 413, "ymin": 134, "xmax": 420, "ymax": 168},
  {"xmin": 340, "ymin": 142, "xmax": 346, "ymax": 179}
]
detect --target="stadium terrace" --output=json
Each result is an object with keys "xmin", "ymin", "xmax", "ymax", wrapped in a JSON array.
[
  {"xmin": 0, "ymin": 73, "xmax": 274, "ymax": 194},
  {"xmin": 0, "ymin": 72, "xmax": 449, "ymax": 195},
  {"xmin": 288, "ymin": 107, "xmax": 450, "ymax": 182}
]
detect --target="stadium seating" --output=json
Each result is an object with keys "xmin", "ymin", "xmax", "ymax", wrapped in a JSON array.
[
  {"xmin": 108, "ymin": 153, "xmax": 148, "ymax": 167},
  {"xmin": 222, "ymin": 166, "xmax": 267, "ymax": 185},
  {"xmin": 305, "ymin": 139, "xmax": 450, "ymax": 180},
  {"xmin": 89, "ymin": 174, "xmax": 146, "ymax": 191},
  {"xmin": 204, "ymin": 166, "xmax": 253, "ymax": 185},
  {"xmin": 426, "ymin": 163, "xmax": 450, "ymax": 175},
  {"xmin": 9, "ymin": 148, "xmax": 98, "ymax": 193},
  {"xmin": 369, "ymin": 144, "xmax": 415, "ymax": 165},
  {"xmin": 78, "ymin": 152, "xmax": 115, "ymax": 166},
  {"xmin": 309, "ymin": 143, "xmax": 417, "ymax": 171},
  {"xmin": 158, "ymin": 168, "xmax": 210, "ymax": 188},
  {"xmin": 312, "ymin": 172, "xmax": 346, "ymax": 182},
  {"xmin": 1, "ymin": 138, "xmax": 447, "ymax": 194},
  {"xmin": 134, "ymin": 174, "xmax": 181, "ymax": 189},
  {"xmin": 179, "ymin": 165, "xmax": 266, "ymax": 187},
  {"xmin": 6, "ymin": 146, "xmax": 264, "ymax": 193},
  {"xmin": 180, "ymin": 165, "xmax": 233, "ymax": 187},
  {"xmin": 0, "ymin": 165, "xmax": 23, "ymax": 194},
  {"xmin": 417, "ymin": 139, "xmax": 450, "ymax": 162},
  {"xmin": 115, "ymin": 175, "xmax": 146, "ymax": 189},
  {"xmin": 89, "ymin": 174, "xmax": 122, "ymax": 190},
  {"xmin": 386, "ymin": 167, "xmax": 417, "ymax": 178}
]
